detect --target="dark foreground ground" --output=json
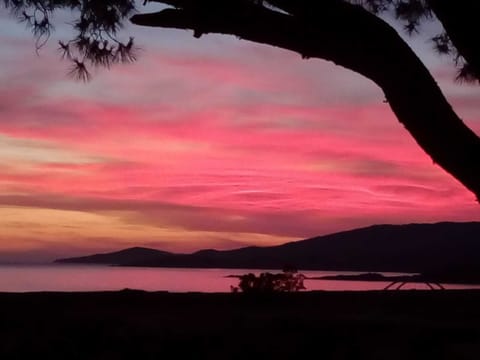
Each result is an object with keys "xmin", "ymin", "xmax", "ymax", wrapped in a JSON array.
[{"xmin": 1, "ymin": 290, "xmax": 480, "ymax": 359}]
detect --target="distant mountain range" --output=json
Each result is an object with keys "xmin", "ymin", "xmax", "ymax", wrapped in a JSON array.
[{"xmin": 55, "ymin": 222, "xmax": 480, "ymax": 273}]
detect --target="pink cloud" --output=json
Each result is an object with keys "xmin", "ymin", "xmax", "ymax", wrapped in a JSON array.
[{"xmin": 0, "ymin": 93, "xmax": 476, "ymax": 214}]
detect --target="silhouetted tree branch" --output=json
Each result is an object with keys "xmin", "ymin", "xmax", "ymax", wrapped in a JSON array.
[
  {"xmin": 351, "ymin": 0, "xmax": 480, "ymax": 82},
  {"xmin": 2, "ymin": 0, "xmax": 137, "ymax": 81},
  {"xmin": 130, "ymin": 0, "xmax": 480, "ymax": 201},
  {"xmin": 426, "ymin": 0, "xmax": 480, "ymax": 81}
]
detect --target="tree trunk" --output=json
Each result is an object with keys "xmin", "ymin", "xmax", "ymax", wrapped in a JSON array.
[{"xmin": 131, "ymin": 0, "xmax": 480, "ymax": 201}]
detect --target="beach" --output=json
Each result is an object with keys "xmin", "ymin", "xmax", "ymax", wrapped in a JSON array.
[{"xmin": 1, "ymin": 289, "xmax": 479, "ymax": 359}]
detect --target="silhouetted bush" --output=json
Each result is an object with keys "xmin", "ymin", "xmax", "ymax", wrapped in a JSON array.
[{"xmin": 231, "ymin": 269, "xmax": 306, "ymax": 293}]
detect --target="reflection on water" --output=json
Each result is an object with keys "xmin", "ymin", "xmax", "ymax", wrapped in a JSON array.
[{"xmin": 0, "ymin": 265, "xmax": 479, "ymax": 292}]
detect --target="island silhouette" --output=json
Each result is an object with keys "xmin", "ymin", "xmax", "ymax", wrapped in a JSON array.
[{"xmin": 55, "ymin": 222, "xmax": 480, "ymax": 284}]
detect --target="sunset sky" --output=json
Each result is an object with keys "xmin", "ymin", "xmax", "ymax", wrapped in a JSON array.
[{"xmin": 0, "ymin": 5, "xmax": 479, "ymax": 262}]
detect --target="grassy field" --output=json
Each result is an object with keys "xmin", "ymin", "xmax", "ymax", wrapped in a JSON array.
[{"xmin": 1, "ymin": 290, "xmax": 480, "ymax": 359}]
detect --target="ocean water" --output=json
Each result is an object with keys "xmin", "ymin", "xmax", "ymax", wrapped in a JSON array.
[{"xmin": 0, "ymin": 264, "xmax": 479, "ymax": 292}]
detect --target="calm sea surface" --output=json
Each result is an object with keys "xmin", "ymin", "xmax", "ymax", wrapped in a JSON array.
[{"xmin": 0, "ymin": 265, "xmax": 479, "ymax": 292}]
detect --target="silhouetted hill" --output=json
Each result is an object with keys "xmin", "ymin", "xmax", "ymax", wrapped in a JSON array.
[
  {"xmin": 55, "ymin": 247, "xmax": 174, "ymax": 265},
  {"xmin": 55, "ymin": 222, "xmax": 480, "ymax": 272}
]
